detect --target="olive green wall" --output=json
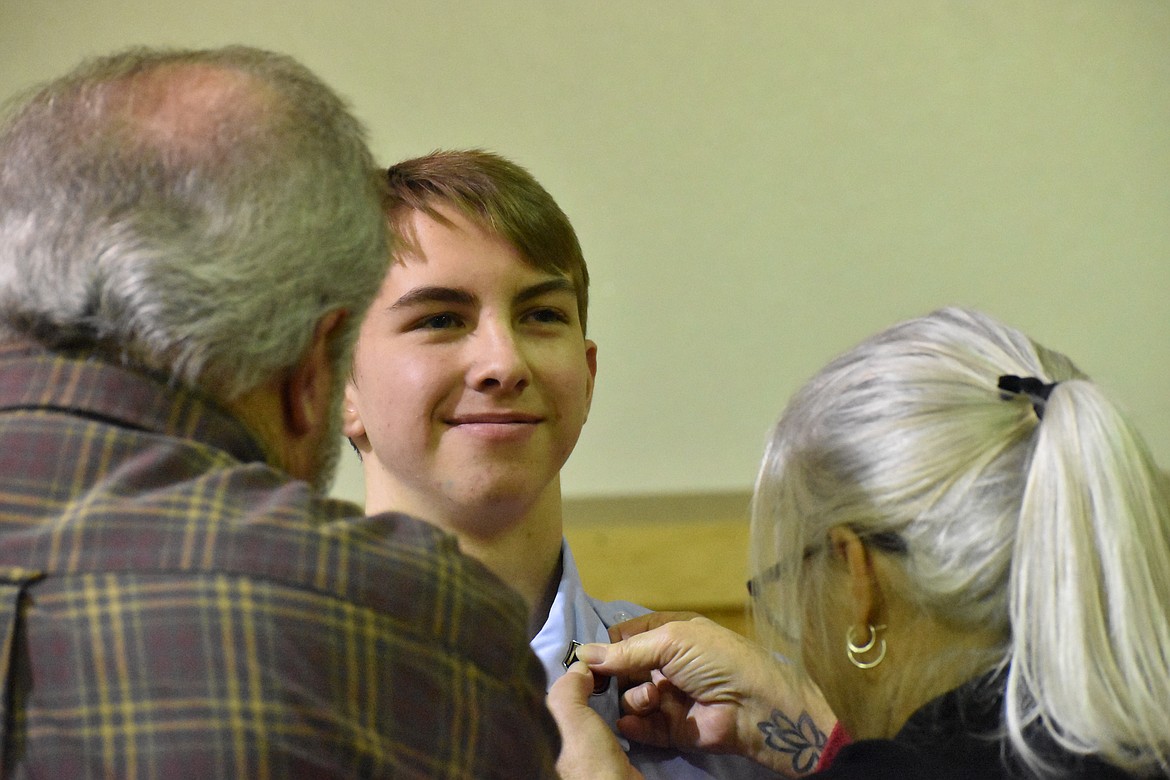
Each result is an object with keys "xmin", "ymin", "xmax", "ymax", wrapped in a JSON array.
[{"xmin": 3, "ymin": 1, "xmax": 1166, "ymax": 501}]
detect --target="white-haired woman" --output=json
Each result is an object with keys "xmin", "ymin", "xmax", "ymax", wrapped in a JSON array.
[{"xmin": 550, "ymin": 307, "xmax": 1170, "ymax": 779}]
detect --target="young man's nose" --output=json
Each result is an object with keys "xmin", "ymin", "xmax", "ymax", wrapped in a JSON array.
[{"xmin": 469, "ymin": 323, "xmax": 531, "ymax": 392}]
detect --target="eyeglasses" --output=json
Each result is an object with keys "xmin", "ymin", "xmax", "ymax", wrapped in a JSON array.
[{"xmin": 746, "ymin": 529, "xmax": 908, "ymax": 597}]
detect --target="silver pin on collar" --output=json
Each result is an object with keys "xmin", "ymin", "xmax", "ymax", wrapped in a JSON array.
[{"xmin": 562, "ymin": 640, "xmax": 610, "ymax": 695}]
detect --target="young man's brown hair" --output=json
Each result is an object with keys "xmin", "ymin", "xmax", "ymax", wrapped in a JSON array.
[{"xmin": 384, "ymin": 149, "xmax": 590, "ymax": 332}]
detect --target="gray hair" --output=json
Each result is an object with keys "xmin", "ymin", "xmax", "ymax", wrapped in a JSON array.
[
  {"xmin": 751, "ymin": 307, "xmax": 1170, "ymax": 774},
  {"xmin": 0, "ymin": 46, "xmax": 388, "ymax": 399}
]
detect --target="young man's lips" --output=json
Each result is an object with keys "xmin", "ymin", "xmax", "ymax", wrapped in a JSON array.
[
  {"xmin": 445, "ymin": 413, "xmax": 543, "ymax": 441},
  {"xmin": 446, "ymin": 413, "xmax": 543, "ymax": 426}
]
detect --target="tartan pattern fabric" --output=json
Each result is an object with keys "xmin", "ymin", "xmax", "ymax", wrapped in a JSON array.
[{"xmin": 0, "ymin": 341, "xmax": 560, "ymax": 778}]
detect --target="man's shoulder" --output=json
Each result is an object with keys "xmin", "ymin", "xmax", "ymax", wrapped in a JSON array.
[{"xmin": 313, "ymin": 508, "xmax": 535, "ymax": 643}]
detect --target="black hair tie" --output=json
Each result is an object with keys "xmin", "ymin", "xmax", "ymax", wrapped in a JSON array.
[{"xmin": 997, "ymin": 374, "xmax": 1058, "ymax": 420}]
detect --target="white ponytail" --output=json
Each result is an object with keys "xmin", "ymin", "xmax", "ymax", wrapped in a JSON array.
[{"xmin": 1007, "ymin": 380, "xmax": 1170, "ymax": 775}]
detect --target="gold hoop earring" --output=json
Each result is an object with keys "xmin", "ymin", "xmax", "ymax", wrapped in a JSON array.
[{"xmin": 846, "ymin": 624, "xmax": 887, "ymax": 669}]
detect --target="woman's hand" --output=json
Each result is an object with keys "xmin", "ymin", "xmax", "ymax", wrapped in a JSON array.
[
  {"xmin": 546, "ymin": 660, "xmax": 645, "ymax": 780},
  {"xmin": 579, "ymin": 615, "xmax": 836, "ymax": 777}
]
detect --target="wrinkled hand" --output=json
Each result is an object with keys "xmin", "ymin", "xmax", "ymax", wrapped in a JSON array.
[
  {"xmin": 546, "ymin": 661, "xmax": 644, "ymax": 780},
  {"xmin": 578, "ymin": 615, "xmax": 836, "ymax": 777}
]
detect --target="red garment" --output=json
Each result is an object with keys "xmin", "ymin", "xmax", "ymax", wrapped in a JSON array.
[{"xmin": 816, "ymin": 722, "xmax": 852, "ymax": 770}]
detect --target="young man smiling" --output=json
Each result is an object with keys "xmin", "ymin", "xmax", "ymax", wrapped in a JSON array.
[{"xmin": 344, "ymin": 150, "xmax": 792, "ymax": 779}]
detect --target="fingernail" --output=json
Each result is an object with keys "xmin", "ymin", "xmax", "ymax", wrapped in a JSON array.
[
  {"xmin": 574, "ymin": 643, "xmax": 607, "ymax": 664},
  {"xmin": 566, "ymin": 660, "xmax": 592, "ymax": 676}
]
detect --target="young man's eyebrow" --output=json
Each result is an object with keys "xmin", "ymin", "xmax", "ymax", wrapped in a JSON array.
[
  {"xmin": 389, "ymin": 286, "xmax": 477, "ymax": 310},
  {"xmin": 514, "ymin": 278, "xmax": 576, "ymax": 305}
]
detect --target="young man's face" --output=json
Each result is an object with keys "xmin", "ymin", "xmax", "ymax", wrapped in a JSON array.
[{"xmin": 343, "ymin": 205, "xmax": 596, "ymax": 530}]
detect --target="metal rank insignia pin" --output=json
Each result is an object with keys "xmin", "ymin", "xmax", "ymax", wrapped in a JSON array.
[{"xmin": 562, "ymin": 640, "xmax": 610, "ymax": 695}]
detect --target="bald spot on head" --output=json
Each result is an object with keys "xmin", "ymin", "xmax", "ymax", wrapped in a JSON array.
[{"xmin": 113, "ymin": 62, "xmax": 274, "ymax": 162}]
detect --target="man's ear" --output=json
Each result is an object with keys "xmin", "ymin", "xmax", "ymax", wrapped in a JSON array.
[
  {"xmin": 282, "ymin": 309, "xmax": 347, "ymax": 438},
  {"xmin": 827, "ymin": 526, "xmax": 881, "ymax": 630},
  {"xmin": 582, "ymin": 339, "xmax": 598, "ymax": 420},
  {"xmin": 341, "ymin": 379, "xmax": 367, "ymax": 443}
]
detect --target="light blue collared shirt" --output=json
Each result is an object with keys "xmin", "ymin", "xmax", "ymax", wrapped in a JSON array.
[{"xmin": 532, "ymin": 541, "xmax": 782, "ymax": 780}]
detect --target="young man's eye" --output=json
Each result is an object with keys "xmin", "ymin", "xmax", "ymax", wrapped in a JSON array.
[
  {"xmin": 525, "ymin": 307, "xmax": 571, "ymax": 325},
  {"xmin": 415, "ymin": 312, "xmax": 463, "ymax": 330}
]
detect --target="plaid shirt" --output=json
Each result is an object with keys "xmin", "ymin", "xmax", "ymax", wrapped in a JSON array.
[{"xmin": 0, "ymin": 340, "xmax": 559, "ymax": 778}]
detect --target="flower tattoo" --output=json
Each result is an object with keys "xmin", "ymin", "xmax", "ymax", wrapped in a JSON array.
[{"xmin": 758, "ymin": 709, "xmax": 826, "ymax": 774}]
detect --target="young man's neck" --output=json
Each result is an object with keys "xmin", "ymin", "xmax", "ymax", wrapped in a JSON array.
[
  {"xmin": 364, "ymin": 481, "xmax": 566, "ymax": 629},
  {"xmin": 453, "ymin": 496, "xmax": 564, "ymax": 627}
]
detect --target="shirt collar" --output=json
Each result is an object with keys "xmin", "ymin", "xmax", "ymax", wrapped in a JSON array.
[
  {"xmin": 0, "ymin": 340, "xmax": 266, "ymax": 464},
  {"xmin": 531, "ymin": 541, "xmax": 609, "ymax": 685},
  {"xmin": 530, "ymin": 540, "xmax": 627, "ymax": 737}
]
